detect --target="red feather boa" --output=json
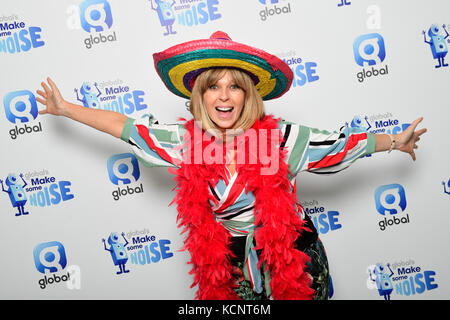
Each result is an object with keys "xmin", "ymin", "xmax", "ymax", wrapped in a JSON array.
[{"xmin": 169, "ymin": 115, "xmax": 315, "ymax": 300}]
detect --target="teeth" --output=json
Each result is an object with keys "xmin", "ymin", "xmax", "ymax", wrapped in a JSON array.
[{"xmin": 216, "ymin": 107, "xmax": 233, "ymax": 112}]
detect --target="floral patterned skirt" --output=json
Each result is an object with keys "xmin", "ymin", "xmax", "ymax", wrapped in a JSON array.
[{"xmin": 232, "ymin": 239, "xmax": 331, "ymax": 300}]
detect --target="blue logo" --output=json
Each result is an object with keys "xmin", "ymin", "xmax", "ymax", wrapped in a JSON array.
[
  {"xmin": 0, "ymin": 173, "xmax": 29, "ymax": 216},
  {"xmin": 284, "ymin": 56, "xmax": 320, "ymax": 88},
  {"xmin": 367, "ymin": 259, "xmax": 439, "ymax": 299},
  {"xmin": 150, "ymin": 0, "xmax": 222, "ymax": 36},
  {"xmin": 301, "ymin": 200, "xmax": 342, "ymax": 235},
  {"xmin": 107, "ymin": 153, "xmax": 140, "ymax": 185},
  {"xmin": 74, "ymin": 81, "xmax": 148, "ymax": 114},
  {"xmin": 3, "ymin": 90, "xmax": 38, "ymax": 124},
  {"xmin": 353, "ymin": 33, "xmax": 386, "ymax": 66},
  {"xmin": 79, "ymin": 0, "xmax": 113, "ymax": 33},
  {"xmin": 0, "ymin": 18, "xmax": 45, "ymax": 54},
  {"xmin": 423, "ymin": 24, "xmax": 449, "ymax": 68},
  {"xmin": 102, "ymin": 232, "xmax": 130, "ymax": 275},
  {"xmin": 102, "ymin": 229, "xmax": 174, "ymax": 274},
  {"xmin": 374, "ymin": 184, "xmax": 407, "ymax": 215},
  {"xmin": 33, "ymin": 241, "xmax": 67, "ymax": 274}
]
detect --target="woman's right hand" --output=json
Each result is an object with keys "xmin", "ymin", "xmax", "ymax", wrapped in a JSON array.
[{"xmin": 36, "ymin": 77, "xmax": 68, "ymax": 116}]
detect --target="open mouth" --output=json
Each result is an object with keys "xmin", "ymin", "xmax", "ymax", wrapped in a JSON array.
[{"xmin": 215, "ymin": 106, "xmax": 234, "ymax": 113}]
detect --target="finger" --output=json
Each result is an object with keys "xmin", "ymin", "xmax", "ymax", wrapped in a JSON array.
[
  {"xmin": 411, "ymin": 151, "xmax": 416, "ymax": 161},
  {"xmin": 35, "ymin": 96, "xmax": 47, "ymax": 105},
  {"xmin": 407, "ymin": 117, "xmax": 424, "ymax": 132},
  {"xmin": 41, "ymin": 81, "xmax": 51, "ymax": 94},
  {"xmin": 36, "ymin": 90, "xmax": 47, "ymax": 98},
  {"xmin": 414, "ymin": 144, "xmax": 418, "ymax": 149},
  {"xmin": 416, "ymin": 128, "xmax": 427, "ymax": 136},
  {"xmin": 413, "ymin": 117, "xmax": 424, "ymax": 125},
  {"xmin": 47, "ymin": 77, "xmax": 61, "ymax": 95},
  {"xmin": 38, "ymin": 109, "xmax": 48, "ymax": 115}
]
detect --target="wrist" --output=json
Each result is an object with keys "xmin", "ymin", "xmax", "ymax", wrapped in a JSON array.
[
  {"xmin": 387, "ymin": 133, "xmax": 397, "ymax": 153},
  {"xmin": 60, "ymin": 100, "xmax": 74, "ymax": 117}
]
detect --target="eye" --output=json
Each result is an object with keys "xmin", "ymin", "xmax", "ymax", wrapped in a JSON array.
[
  {"xmin": 208, "ymin": 84, "xmax": 218, "ymax": 90},
  {"xmin": 230, "ymin": 84, "xmax": 241, "ymax": 90}
]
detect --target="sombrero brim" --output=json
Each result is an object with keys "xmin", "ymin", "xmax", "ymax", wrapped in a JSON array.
[{"xmin": 153, "ymin": 32, "xmax": 293, "ymax": 101}]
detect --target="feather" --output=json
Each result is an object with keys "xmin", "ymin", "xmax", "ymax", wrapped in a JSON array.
[{"xmin": 168, "ymin": 114, "xmax": 315, "ymax": 300}]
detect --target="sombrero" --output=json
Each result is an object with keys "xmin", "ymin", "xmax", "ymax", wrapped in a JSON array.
[{"xmin": 153, "ymin": 31, "xmax": 293, "ymax": 101}]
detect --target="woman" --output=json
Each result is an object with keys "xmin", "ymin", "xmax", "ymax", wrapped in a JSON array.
[{"xmin": 36, "ymin": 31, "xmax": 426, "ymax": 300}]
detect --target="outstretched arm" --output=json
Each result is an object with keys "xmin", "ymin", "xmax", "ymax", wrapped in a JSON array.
[{"xmin": 36, "ymin": 77, "xmax": 127, "ymax": 139}]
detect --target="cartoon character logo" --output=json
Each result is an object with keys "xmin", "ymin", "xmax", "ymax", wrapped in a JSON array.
[
  {"xmin": 0, "ymin": 173, "xmax": 29, "ymax": 216},
  {"xmin": 149, "ymin": 0, "xmax": 177, "ymax": 36},
  {"xmin": 75, "ymin": 82, "xmax": 102, "ymax": 108},
  {"xmin": 102, "ymin": 232, "xmax": 130, "ymax": 274},
  {"xmin": 368, "ymin": 263, "xmax": 394, "ymax": 300},
  {"xmin": 423, "ymin": 24, "xmax": 449, "ymax": 68}
]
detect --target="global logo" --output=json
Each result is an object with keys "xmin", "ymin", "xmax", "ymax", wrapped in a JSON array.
[
  {"xmin": 258, "ymin": 0, "xmax": 292, "ymax": 22},
  {"xmin": 374, "ymin": 183, "xmax": 410, "ymax": 231},
  {"xmin": 374, "ymin": 184, "xmax": 406, "ymax": 215},
  {"xmin": 107, "ymin": 153, "xmax": 143, "ymax": 200},
  {"xmin": 79, "ymin": 0, "xmax": 113, "ymax": 32},
  {"xmin": 33, "ymin": 241, "xmax": 80, "ymax": 290},
  {"xmin": 3, "ymin": 89, "xmax": 43, "ymax": 139},
  {"xmin": 353, "ymin": 33, "xmax": 388, "ymax": 82},
  {"xmin": 34, "ymin": 241, "xmax": 67, "ymax": 274},
  {"xmin": 353, "ymin": 33, "xmax": 385, "ymax": 66},
  {"xmin": 3, "ymin": 90, "xmax": 38, "ymax": 123},
  {"xmin": 78, "ymin": 0, "xmax": 117, "ymax": 49},
  {"xmin": 107, "ymin": 153, "xmax": 140, "ymax": 185}
]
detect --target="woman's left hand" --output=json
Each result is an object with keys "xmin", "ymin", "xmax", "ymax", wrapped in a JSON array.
[{"xmin": 393, "ymin": 117, "xmax": 427, "ymax": 161}]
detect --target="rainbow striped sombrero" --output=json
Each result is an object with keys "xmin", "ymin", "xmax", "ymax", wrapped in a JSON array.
[{"xmin": 153, "ymin": 31, "xmax": 293, "ymax": 101}]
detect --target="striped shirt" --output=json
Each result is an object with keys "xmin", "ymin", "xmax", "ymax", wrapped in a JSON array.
[{"xmin": 121, "ymin": 114, "xmax": 375, "ymax": 293}]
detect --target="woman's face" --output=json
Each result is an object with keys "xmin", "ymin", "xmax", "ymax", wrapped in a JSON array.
[{"xmin": 203, "ymin": 70, "xmax": 245, "ymax": 133}]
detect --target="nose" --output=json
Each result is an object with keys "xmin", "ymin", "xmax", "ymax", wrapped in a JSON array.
[{"xmin": 218, "ymin": 87, "xmax": 230, "ymax": 101}]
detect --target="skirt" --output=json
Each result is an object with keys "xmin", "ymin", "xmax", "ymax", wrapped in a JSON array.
[{"xmin": 232, "ymin": 238, "xmax": 331, "ymax": 300}]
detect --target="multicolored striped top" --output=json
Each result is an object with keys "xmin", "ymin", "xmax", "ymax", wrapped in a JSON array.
[{"xmin": 120, "ymin": 113, "xmax": 375, "ymax": 294}]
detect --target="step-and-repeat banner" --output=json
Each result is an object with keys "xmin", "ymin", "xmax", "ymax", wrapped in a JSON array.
[{"xmin": 1, "ymin": 0, "xmax": 449, "ymax": 299}]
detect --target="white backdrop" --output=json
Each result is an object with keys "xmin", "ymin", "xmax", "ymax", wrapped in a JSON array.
[{"xmin": 1, "ymin": 0, "xmax": 449, "ymax": 300}]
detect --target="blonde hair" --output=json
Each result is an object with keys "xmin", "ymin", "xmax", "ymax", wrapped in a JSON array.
[{"xmin": 189, "ymin": 68, "xmax": 265, "ymax": 137}]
